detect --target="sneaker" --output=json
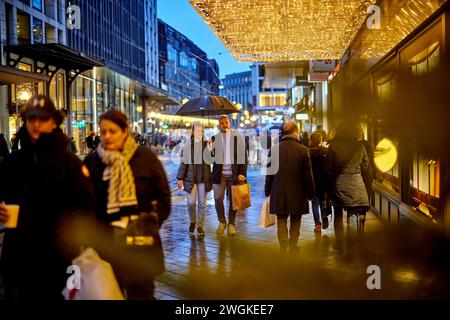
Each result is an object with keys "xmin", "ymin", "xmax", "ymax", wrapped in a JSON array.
[
  {"xmin": 216, "ymin": 222, "xmax": 227, "ymax": 235},
  {"xmin": 228, "ymin": 224, "xmax": 236, "ymax": 236},
  {"xmin": 189, "ymin": 223, "xmax": 196, "ymax": 233},
  {"xmin": 197, "ymin": 227, "xmax": 205, "ymax": 237},
  {"xmin": 322, "ymin": 216, "xmax": 329, "ymax": 230},
  {"xmin": 314, "ymin": 225, "xmax": 322, "ymax": 233}
]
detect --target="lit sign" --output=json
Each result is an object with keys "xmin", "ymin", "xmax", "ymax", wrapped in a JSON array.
[
  {"xmin": 296, "ymin": 113, "xmax": 308, "ymax": 120},
  {"xmin": 261, "ymin": 115, "xmax": 283, "ymax": 124}
]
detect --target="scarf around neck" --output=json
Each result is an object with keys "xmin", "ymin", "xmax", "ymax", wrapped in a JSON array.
[{"xmin": 97, "ymin": 135, "xmax": 139, "ymax": 214}]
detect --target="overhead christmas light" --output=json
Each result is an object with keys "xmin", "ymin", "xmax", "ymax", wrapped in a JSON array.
[
  {"xmin": 190, "ymin": 0, "xmax": 376, "ymax": 62},
  {"xmin": 361, "ymin": 0, "xmax": 444, "ymax": 59}
]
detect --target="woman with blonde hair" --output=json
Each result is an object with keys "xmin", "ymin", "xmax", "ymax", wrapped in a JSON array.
[{"xmin": 177, "ymin": 121, "xmax": 213, "ymax": 237}]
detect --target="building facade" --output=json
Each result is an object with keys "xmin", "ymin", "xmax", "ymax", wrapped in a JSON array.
[
  {"xmin": 220, "ymin": 71, "xmax": 252, "ymax": 110},
  {"xmin": 66, "ymin": 0, "xmax": 164, "ymax": 152},
  {"xmin": 0, "ymin": 0, "xmax": 67, "ymax": 139},
  {"xmin": 158, "ymin": 19, "xmax": 220, "ymax": 103}
]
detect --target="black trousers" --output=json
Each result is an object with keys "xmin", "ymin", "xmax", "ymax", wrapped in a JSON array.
[{"xmin": 276, "ymin": 215, "xmax": 302, "ymax": 249}]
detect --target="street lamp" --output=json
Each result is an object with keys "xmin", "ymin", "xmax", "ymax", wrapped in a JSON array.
[{"xmin": 15, "ymin": 85, "xmax": 33, "ymax": 131}]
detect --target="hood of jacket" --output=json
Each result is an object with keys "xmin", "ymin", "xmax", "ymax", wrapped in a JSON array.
[{"xmin": 309, "ymin": 146, "xmax": 327, "ymax": 157}]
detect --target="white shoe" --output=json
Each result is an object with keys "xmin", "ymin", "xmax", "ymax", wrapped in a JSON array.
[
  {"xmin": 216, "ymin": 222, "xmax": 227, "ymax": 235},
  {"xmin": 228, "ymin": 224, "xmax": 236, "ymax": 236}
]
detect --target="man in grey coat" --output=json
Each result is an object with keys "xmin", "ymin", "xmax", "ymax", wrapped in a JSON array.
[{"xmin": 265, "ymin": 123, "xmax": 315, "ymax": 252}]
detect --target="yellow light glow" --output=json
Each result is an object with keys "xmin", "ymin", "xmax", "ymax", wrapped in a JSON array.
[
  {"xmin": 190, "ymin": 0, "xmax": 377, "ymax": 62},
  {"xmin": 236, "ymin": 103, "xmax": 243, "ymax": 110},
  {"xmin": 374, "ymin": 138, "xmax": 398, "ymax": 173},
  {"xmin": 182, "ymin": 98, "xmax": 190, "ymax": 105},
  {"xmin": 240, "ymin": 116, "xmax": 245, "ymax": 121},
  {"xmin": 232, "ymin": 113, "xmax": 238, "ymax": 120},
  {"xmin": 136, "ymin": 106, "xmax": 143, "ymax": 113},
  {"xmin": 361, "ymin": 0, "xmax": 443, "ymax": 59},
  {"xmin": 18, "ymin": 89, "xmax": 32, "ymax": 102}
]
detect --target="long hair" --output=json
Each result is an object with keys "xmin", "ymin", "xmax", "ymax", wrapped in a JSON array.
[
  {"xmin": 334, "ymin": 120, "xmax": 359, "ymax": 141},
  {"xmin": 190, "ymin": 121, "xmax": 204, "ymax": 140}
]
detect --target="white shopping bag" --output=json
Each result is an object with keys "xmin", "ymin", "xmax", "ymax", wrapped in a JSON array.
[
  {"xmin": 259, "ymin": 197, "xmax": 276, "ymax": 228},
  {"xmin": 62, "ymin": 247, "xmax": 124, "ymax": 300}
]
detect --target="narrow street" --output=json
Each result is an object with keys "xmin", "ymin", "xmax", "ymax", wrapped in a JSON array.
[{"xmin": 156, "ymin": 156, "xmax": 385, "ymax": 300}]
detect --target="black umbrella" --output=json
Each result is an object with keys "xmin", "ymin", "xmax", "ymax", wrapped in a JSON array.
[{"xmin": 175, "ymin": 95, "xmax": 240, "ymax": 116}]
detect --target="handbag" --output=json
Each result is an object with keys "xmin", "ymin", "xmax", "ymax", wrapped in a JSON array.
[
  {"xmin": 111, "ymin": 201, "xmax": 165, "ymax": 283},
  {"xmin": 62, "ymin": 247, "xmax": 124, "ymax": 300},
  {"xmin": 259, "ymin": 197, "xmax": 276, "ymax": 228},
  {"xmin": 231, "ymin": 181, "xmax": 251, "ymax": 211}
]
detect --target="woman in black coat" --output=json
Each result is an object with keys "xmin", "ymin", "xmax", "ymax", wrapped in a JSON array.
[
  {"xmin": 0, "ymin": 95, "xmax": 95, "ymax": 300},
  {"xmin": 176, "ymin": 122, "xmax": 212, "ymax": 237},
  {"xmin": 325, "ymin": 120, "xmax": 372, "ymax": 251},
  {"xmin": 84, "ymin": 109, "xmax": 171, "ymax": 300}
]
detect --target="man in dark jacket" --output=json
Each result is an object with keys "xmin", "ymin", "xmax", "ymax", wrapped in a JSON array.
[
  {"xmin": 265, "ymin": 123, "xmax": 315, "ymax": 252},
  {"xmin": 0, "ymin": 95, "xmax": 96, "ymax": 300},
  {"xmin": 209, "ymin": 116, "xmax": 248, "ymax": 236}
]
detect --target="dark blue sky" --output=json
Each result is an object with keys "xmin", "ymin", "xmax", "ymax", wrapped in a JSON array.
[{"xmin": 157, "ymin": 0, "xmax": 251, "ymax": 78}]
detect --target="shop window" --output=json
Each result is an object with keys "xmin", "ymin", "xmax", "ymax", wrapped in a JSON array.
[
  {"xmin": 375, "ymin": 76, "xmax": 399, "ymax": 195},
  {"xmin": 408, "ymin": 42, "xmax": 439, "ymax": 76},
  {"xmin": 17, "ymin": 11, "xmax": 31, "ymax": 44},
  {"xmin": 407, "ymin": 40, "xmax": 441, "ymax": 218},
  {"xmin": 33, "ymin": 18, "xmax": 43, "ymax": 44}
]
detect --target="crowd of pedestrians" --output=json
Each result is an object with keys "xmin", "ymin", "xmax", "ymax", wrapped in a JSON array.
[{"xmin": 0, "ymin": 94, "xmax": 374, "ymax": 300}]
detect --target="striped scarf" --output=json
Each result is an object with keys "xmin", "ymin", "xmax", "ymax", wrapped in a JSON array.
[{"xmin": 97, "ymin": 135, "xmax": 139, "ymax": 214}]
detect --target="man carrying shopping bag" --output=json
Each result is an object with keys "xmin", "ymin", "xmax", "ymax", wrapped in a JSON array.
[
  {"xmin": 265, "ymin": 123, "xmax": 315, "ymax": 253},
  {"xmin": 209, "ymin": 116, "xmax": 248, "ymax": 236}
]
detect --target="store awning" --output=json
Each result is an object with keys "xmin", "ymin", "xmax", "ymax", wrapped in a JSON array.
[
  {"xmin": 5, "ymin": 43, "xmax": 104, "ymax": 72},
  {"xmin": 142, "ymin": 85, "xmax": 180, "ymax": 105},
  {"xmin": 0, "ymin": 65, "xmax": 50, "ymax": 85}
]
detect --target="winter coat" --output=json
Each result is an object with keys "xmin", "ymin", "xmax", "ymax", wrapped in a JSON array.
[
  {"xmin": 265, "ymin": 135, "xmax": 315, "ymax": 216},
  {"xmin": 176, "ymin": 139, "xmax": 213, "ymax": 193},
  {"xmin": 325, "ymin": 139, "xmax": 371, "ymax": 208},
  {"xmin": 309, "ymin": 145, "xmax": 329, "ymax": 196},
  {"xmin": 84, "ymin": 146, "xmax": 171, "ymax": 285},
  {"xmin": 0, "ymin": 127, "xmax": 96, "ymax": 300},
  {"xmin": 211, "ymin": 131, "xmax": 248, "ymax": 185}
]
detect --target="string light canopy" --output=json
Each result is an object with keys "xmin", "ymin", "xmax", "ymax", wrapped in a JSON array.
[
  {"xmin": 361, "ymin": 0, "xmax": 445, "ymax": 59},
  {"xmin": 189, "ymin": 0, "xmax": 376, "ymax": 62}
]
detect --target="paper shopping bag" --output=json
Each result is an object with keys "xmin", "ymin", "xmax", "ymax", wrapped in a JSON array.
[
  {"xmin": 62, "ymin": 247, "xmax": 124, "ymax": 300},
  {"xmin": 231, "ymin": 182, "xmax": 251, "ymax": 211},
  {"xmin": 259, "ymin": 197, "xmax": 276, "ymax": 228}
]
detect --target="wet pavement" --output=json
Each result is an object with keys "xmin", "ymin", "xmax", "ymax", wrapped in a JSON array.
[
  {"xmin": 155, "ymin": 156, "xmax": 385, "ymax": 300},
  {"xmin": 1, "ymin": 154, "xmax": 428, "ymax": 300}
]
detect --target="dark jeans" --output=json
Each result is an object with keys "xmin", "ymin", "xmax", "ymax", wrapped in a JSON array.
[
  {"xmin": 277, "ymin": 215, "xmax": 302, "ymax": 249},
  {"xmin": 311, "ymin": 193, "xmax": 325, "ymax": 225},
  {"xmin": 213, "ymin": 175, "xmax": 236, "ymax": 225}
]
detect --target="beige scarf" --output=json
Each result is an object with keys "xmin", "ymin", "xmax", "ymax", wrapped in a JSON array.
[{"xmin": 97, "ymin": 135, "xmax": 139, "ymax": 214}]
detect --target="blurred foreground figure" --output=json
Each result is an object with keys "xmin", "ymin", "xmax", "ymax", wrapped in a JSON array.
[
  {"xmin": 0, "ymin": 95, "xmax": 95, "ymax": 300},
  {"xmin": 84, "ymin": 109, "xmax": 171, "ymax": 300},
  {"xmin": 265, "ymin": 123, "xmax": 315, "ymax": 252}
]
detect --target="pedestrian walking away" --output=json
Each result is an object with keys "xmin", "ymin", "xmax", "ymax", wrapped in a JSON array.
[
  {"xmin": 309, "ymin": 132, "xmax": 329, "ymax": 232},
  {"xmin": 265, "ymin": 122, "xmax": 315, "ymax": 253},
  {"xmin": 325, "ymin": 120, "xmax": 372, "ymax": 253}
]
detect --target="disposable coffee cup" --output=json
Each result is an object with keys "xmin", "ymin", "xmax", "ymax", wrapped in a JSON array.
[{"xmin": 5, "ymin": 205, "xmax": 20, "ymax": 229}]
